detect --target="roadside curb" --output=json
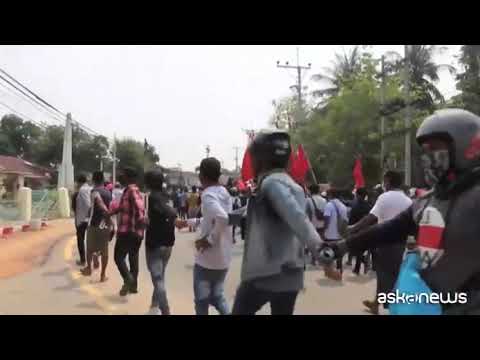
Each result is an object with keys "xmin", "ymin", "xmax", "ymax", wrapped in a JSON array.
[{"xmin": 1, "ymin": 220, "xmax": 48, "ymax": 238}]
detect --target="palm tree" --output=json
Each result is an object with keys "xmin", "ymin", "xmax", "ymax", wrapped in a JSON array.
[
  {"xmin": 310, "ymin": 46, "xmax": 363, "ymax": 106},
  {"xmin": 399, "ymin": 45, "xmax": 456, "ymax": 110}
]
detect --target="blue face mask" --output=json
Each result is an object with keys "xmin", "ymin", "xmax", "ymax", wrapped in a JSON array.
[{"xmin": 421, "ymin": 149, "xmax": 450, "ymax": 187}]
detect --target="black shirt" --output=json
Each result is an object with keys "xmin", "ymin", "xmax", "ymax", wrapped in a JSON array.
[
  {"xmin": 90, "ymin": 187, "xmax": 112, "ymax": 227},
  {"xmin": 146, "ymin": 191, "xmax": 177, "ymax": 249},
  {"xmin": 349, "ymin": 198, "xmax": 372, "ymax": 225}
]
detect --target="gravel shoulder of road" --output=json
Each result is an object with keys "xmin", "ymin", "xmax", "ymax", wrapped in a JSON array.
[{"xmin": 0, "ymin": 219, "xmax": 75, "ymax": 279}]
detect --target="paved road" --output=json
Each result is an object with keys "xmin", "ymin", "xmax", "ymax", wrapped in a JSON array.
[{"xmin": 0, "ymin": 220, "xmax": 379, "ymax": 315}]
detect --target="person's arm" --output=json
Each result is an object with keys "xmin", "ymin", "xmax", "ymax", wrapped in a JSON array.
[
  {"xmin": 197, "ymin": 194, "xmax": 229, "ymax": 243},
  {"xmin": 262, "ymin": 178, "xmax": 322, "ymax": 253},
  {"xmin": 349, "ymin": 195, "xmax": 386, "ymax": 234},
  {"xmin": 130, "ymin": 188, "xmax": 146, "ymax": 224},
  {"xmin": 151, "ymin": 194, "xmax": 177, "ymax": 219},
  {"xmin": 345, "ymin": 206, "xmax": 416, "ymax": 254},
  {"xmin": 349, "ymin": 214, "xmax": 378, "ymax": 234},
  {"xmin": 93, "ymin": 193, "xmax": 109, "ymax": 215}
]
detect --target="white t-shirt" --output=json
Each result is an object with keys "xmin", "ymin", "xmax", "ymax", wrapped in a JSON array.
[
  {"xmin": 370, "ymin": 189, "xmax": 412, "ymax": 224},
  {"xmin": 306, "ymin": 195, "xmax": 327, "ymax": 229},
  {"xmin": 187, "ymin": 185, "xmax": 233, "ymax": 270},
  {"xmin": 323, "ymin": 199, "xmax": 348, "ymax": 240}
]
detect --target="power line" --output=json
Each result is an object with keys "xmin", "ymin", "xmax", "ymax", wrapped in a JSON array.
[
  {"xmin": 0, "ymin": 100, "xmax": 47, "ymax": 129},
  {"xmin": 0, "ymin": 83, "xmax": 64, "ymax": 125},
  {"xmin": 276, "ymin": 47, "xmax": 312, "ymax": 128},
  {"xmin": 0, "ymin": 67, "xmax": 101, "ymax": 138},
  {"xmin": 0, "ymin": 73, "xmax": 64, "ymax": 123},
  {"xmin": 0, "ymin": 67, "xmax": 65, "ymax": 117}
]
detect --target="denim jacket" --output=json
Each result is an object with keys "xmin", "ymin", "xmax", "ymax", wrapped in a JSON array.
[{"xmin": 240, "ymin": 171, "xmax": 322, "ymax": 283}]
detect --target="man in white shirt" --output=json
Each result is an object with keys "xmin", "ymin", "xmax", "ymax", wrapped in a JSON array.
[
  {"xmin": 74, "ymin": 174, "xmax": 91, "ymax": 266},
  {"xmin": 322, "ymin": 188, "xmax": 349, "ymax": 279},
  {"xmin": 178, "ymin": 157, "xmax": 233, "ymax": 315},
  {"xmin": 349, "ymin": 170, "xmax": 412, "ymax": 314}
]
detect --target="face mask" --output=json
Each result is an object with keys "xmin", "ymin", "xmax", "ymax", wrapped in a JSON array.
[{"xmin": 421, "ymin": 149, "xmax": 450, "ymax": 187}]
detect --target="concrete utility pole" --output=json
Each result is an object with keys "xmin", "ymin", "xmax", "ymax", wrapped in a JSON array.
[
  {"xmin": 276, "ymin": 47, "xmax": 311, "ymax": 128},
  {"xmin": 380, "ymin": 55, "xmax": 386, "ymax": 179},
  {"xmin": 404, "ymin": 45, "xmax": 412, "ymax": 186},
  {"xmin": 112, "ymin": 133, "xmax": 117, "ymax": 185},
  {"xmin": 233, "ymin": 146, "xmax": 240, "ymax": 172},
  {"xmin": 58, "ymin": 113, "xmax": 74, "ymax": 192}
]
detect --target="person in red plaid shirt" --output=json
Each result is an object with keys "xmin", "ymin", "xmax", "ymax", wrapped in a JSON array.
[{"xmin": 110, "ymin": 167, "xmax": 146, "ymax": 297}]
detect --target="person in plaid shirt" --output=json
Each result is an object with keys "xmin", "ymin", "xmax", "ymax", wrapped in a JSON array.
[{"xmin": 110, "ymin": 167, "xmax": 146, "ymax": 297}]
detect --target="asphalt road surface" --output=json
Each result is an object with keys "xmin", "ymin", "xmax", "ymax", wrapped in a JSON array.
[{"xmin": 0, "ymin": 220, "xmax": 379, "ymax": 315}]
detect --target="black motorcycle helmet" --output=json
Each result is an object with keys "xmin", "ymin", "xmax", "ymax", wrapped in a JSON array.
[
  {"xmin": 417, "ymin": 109, "xmax": 480, "ymax": 173},
  {"xmin": 249, "ymin": 130, "xmax": 291, "ymax": 175}
]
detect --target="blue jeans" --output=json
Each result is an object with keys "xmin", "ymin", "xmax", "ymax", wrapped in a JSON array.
[
  {"xmin": 193, "ymin": 264, "xmax": 230, "ymax": 315},
  {"xmin": 146, "ymin": 246, "xmax": 172, "ymax": 314}
]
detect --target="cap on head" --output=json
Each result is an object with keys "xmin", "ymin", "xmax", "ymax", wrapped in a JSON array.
[{"xmin": 417, "ymin": 109, "xmax": 480, "ymax": 172}]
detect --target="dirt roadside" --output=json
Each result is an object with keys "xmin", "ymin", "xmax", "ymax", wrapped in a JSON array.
[{"xmin": 0, "ymin": 219, "xmax": 75, "ymax": 279}]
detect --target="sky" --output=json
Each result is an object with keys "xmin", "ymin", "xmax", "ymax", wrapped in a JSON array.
[{"xmin": 0, "ymin": 45, "xmax": 461, "ymax": 172}]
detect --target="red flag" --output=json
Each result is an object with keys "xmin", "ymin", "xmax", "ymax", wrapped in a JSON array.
[
  {"xmin": 237, "ymin": 179, "xmax": 247, "ymax": 192},
  {"xmin": 353, "ymin": 157, "xmax": 365, "ymax": 189},
  {"xmin": 241, "ymin": 130, "xmax": 256, "ymax": 182},
  {"xmin": 288, "ymin": 146, "xmax": 297, "ymax": 177},
  {"xmin": 241, "ymin": 150, "xmax": 254, "ymax": 182},
  {"xmin": 289, "ymin": 145, "xmax": 310, "ymax": 184}
]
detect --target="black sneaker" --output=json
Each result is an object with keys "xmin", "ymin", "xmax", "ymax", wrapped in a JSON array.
[
  {"xmin": 119, "ymin": 284, "xmax": 129, "ymax": 297},
  {"xmin": 129, "ymin": 282, "xmax": 138, "ymax": 294}
]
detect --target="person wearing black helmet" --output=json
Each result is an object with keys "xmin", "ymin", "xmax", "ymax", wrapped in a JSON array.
[
  {"xmin": 326, "ymin": 109, "xmax": 480, "ymax": 314},
  {"xmin": 231, "ymin": 130, "xmax": 324, "ymax": 315}
]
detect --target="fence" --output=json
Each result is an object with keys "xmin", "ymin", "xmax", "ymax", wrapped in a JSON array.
[
  {"xmin": 0, "ymin": 199, "xmax": 21, "ymax": 226},
  {"xmin": 31, "ymin": 189, "xmax": 59, "ymax": 220}
]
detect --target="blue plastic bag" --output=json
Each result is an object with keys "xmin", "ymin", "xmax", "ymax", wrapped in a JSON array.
[{"xmin": 389, "ymin": 250, "xmax": 442, "ymax": 315}]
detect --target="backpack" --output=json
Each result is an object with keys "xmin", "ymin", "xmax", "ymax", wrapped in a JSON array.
[
  {"xmin": 332, "ymin": 200, "xmax": 348, "ymax": 238},
  {"xmin": 310, "ymin": 196, "xmax": 324, "ymax": 221}
]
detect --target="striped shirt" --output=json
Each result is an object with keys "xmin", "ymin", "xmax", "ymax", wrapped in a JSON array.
[{"xmin": 116, "ymin": 184, "xmax": 146, "ymax": 238}]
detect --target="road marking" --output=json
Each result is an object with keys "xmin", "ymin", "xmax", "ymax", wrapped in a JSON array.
[{"xmin": 64, "ymin": 237, "xmax": 121, "ymax": 315}]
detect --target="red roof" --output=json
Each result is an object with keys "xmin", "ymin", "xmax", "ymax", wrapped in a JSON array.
[{"xmin": 0, "ymin": 156, "xmax": 53, "ymax": 179}]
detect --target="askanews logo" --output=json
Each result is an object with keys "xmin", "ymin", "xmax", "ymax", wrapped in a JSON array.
[{"xmin": 378, "ymin": 290, "xmax": 468, "ymax": 305}]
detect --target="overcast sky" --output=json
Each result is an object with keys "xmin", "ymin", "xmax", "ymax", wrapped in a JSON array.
[{"xmin": 0, "ymin": 45, "xmax": 461, "ymax": 172}]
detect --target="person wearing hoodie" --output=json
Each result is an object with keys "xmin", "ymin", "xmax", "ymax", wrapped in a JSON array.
[
  {"xmin": 177, "ymin": 157, "xmax": 233, "ymax": 315},
  {"xmin": 231, "ymin": 130, "xmax": 324, "ymax": 315}
]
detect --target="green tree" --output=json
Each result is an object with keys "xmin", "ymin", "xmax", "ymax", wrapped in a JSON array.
[
  {"xmin": 32, "ymin": 125, "xmax": 64, "ymax": 168},
  {"xmin": 453, "ymin": 45, "xmax": 480, "ymax": 115},
  {"xmin": 311, "ymin": 46, "xmax": 363, "ymax": 106},
  {"xmin": 115, "ymin": 138, "xmax": 160, "ymax": 186},
  {"xmin": 0, "ymin": 114, "xmax": 43, "ymax": 158}
]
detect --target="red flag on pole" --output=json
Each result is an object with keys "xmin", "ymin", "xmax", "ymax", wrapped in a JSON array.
[
  {"xmin": 241, "ymin": 150, "xmax": 254, "ymax": 182},
  {"xmin": 241, "ymin": 130, "xmax": 256, "ymax": 182},
  {"xmin": 353, "ymin": 157, "xmax": 365, "ymax": 189},
  {"xmin": 289, "ymin": 145, "xmax": 311, "ymax": 184}
]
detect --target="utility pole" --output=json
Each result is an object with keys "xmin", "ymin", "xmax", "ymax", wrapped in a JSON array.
[
  {"xmin": 380, "ymin": 55, "xmax": 386, "ymax": 179},
  {"xmin": 112, "ymin": 133, "xmax": 117, "ymax": 185},
  {"xmin": 277, "ymin": 47, "xmax": 311, "ymax": 128},
  {"xmin": 205, "ymin": 145, "xmax": 210, "ymax": 158},
  {"xmin": 233, "ymin": 146, "xmax": 240, "ymax": 172},
  {"xmin": 404, "ymin": 45, "xmax": 412, "ymax": 186}
]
